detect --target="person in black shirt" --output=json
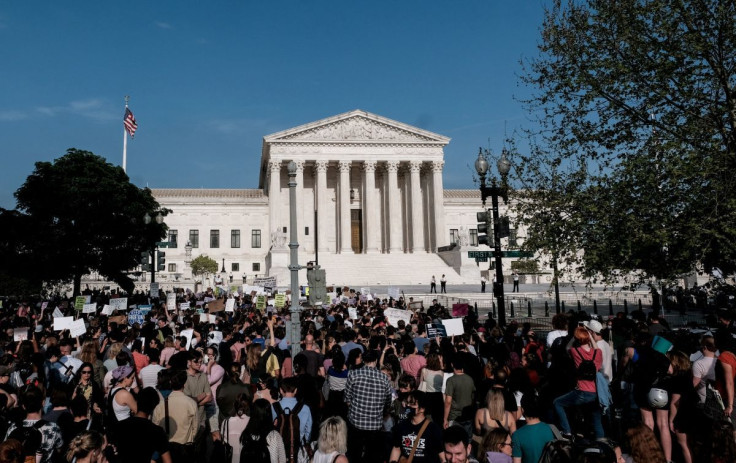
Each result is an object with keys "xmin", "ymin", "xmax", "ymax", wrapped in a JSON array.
[
  {"xmin": 390, "ymin": 391, "xmax": 443, "ymax": 463},
  {"xmin": 115, "ymin": 387, "xmax": 171, "ymax": 463}
]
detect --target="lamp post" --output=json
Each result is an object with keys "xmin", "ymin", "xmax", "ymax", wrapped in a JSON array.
[
  {"xmin": 143, "ymin": 212, "xmax": 164, "ymax": 284},
  {"xmin": 475, "ymin": 148, "xmax": 512, "ymax": 326},
  {"xmin": 287, "ymin": 161, "xmax": 303, "ymax": 360}
]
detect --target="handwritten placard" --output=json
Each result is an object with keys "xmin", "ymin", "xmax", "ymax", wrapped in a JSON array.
[
  {"xmin": 109, "ymin": 298, "xmax": 128, "ymax": 312},
  {"xmin": 179, "ymin": 302, "xmax": 190, "ymax": 311},
  {"xmin": 53, "ymin": 316, "xmax": 74, "ymax": 331},
  {"xmin": 225, "ymin": 298, "xmax": 235, "ymax": 312},
  {"xmin": 348, "ymin": 307, "xmax": 358, "ymax": 320},
  {"xmin": 385, "ymin": 308, "xmax": 412, "ymax": 327},
  {"xmin": 74, "ymin": 296, "xmax": 86, "ymax": 311},
  {"xmin": 14, "ymin": 328, "xmax": 28, "ymax": 342},
  {"xmin": 167, "ymin": 293, "xmax": 176, "ymax": 310},
  {"xmin": 53, "ymin": 308, "xmax": 64, "ymax": 318},
  {"xmin": 82, "ymin": 303, "xmax": 97, "ymax": 314},
  {"xmin": 274, "ymin": 294, "xmax": 286, "ymax": 308},
  {"xmin": 101, "ymin": 304, "xmax": 113, "ymax": 316},
  {"xmin": 442, "ymin": 318, "xmax": 465, "ymax": 337},
  {"xmin": 69, "ymin": 319, "xmax": 87, "ymax": 337}
]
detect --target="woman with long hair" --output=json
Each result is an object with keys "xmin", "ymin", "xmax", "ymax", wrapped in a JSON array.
[
  {"xmin": 78, "ymin": 340, "xmax": 106, "ymax": 390},
  {"xmin": 71, "ymin": 362, "xmax": 104, "ymax": 421},
  {"xmin": 65, "ymin": 430, "xmax": 106, "ymax": 463},
  {"xmin": 474, "ymin": 389, "xmax": 517, "ymax": 436},
  {"xmin": 102, "ymin": 342, "xmax": 123, "ymax": 373},
  {"xmin": 221, "ymin": 393, "xmax": 251, "ymax": 463},
  {"xmin": 323, "ymin": 349, "xmax": 349, "ymax": 419},
  {"xmin": 312, "ymin": 416, "xmax": 348, "ymax": 463},
  {"xmin": 419, "ymin": 351, "xmax": 445, "ymax": 425},
  {"xmin": 217, "ymin": 363, "xmax": 252, "ymax": 423},
  {"xmin": 159, "ymin": 336, "xmax": 177, "ymax": 367},
  {"xmin": 245, "ymin": 343, "xmax": 263, "ymax": 387},
  {"xmin": 479, "ymin": 427, "xmax": 512, "ymax": 463},
  {"xmin": 239, "ymin": 398, "xmax": 286, "ymax": 463},
  {"xmin": 553, "ymin": 326, "xmax": 603, "ymax": 439},
  {"xmin": 625, "ymin": 423, "xmax": 666, "ymax": 463}
]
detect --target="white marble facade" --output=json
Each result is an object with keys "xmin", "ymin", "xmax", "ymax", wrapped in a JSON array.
[{"xmin": 151, "ymin": 110, "xmax": 524, "ymax": 285}]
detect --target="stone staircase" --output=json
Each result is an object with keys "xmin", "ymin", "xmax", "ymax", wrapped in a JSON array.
[{"xmin": 313, "ymin": 252, "xmax": 479, "ymax": 287}]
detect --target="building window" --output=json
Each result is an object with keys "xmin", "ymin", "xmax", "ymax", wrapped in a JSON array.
[
  {"xmin": 168, "ymin": 230, "xmax": 178, "ymax": 248},
  {"xmin": 231, "ymin": 230, "xmax": 240, "ymax": 248},
  {"xmin": 189, "ymin": 230, "xmax": 199, "ymax": 248},
  {"xmin": 252, "ymin": 230, "xmax": 262, "ymax": 248},
  {"xmin": 305, "ymin": 227, "xmax": 309, "ymax": 235},
  {"xmin": 470, "ymin": 229, "xmax": 478, "ymax": 247},
  {"xmin": 252, "ymin": 262, "xmax": 261, "ymax": 272},
  {"xmin": 509, "ymin": 229, "xmax": 518, "ymax": 248},
  {"xmin": 231, "ymin": 263, "xmax": 239, "ymax": 272},
  {"xmin": 450, "ymin": 229, "xmax": 459, "ymax": 245},
  {"xmin": 168, "ymin": 263, "xmax": 177, "ymax": 272},
  {"xmin": 210, "ymin": 230, "xmax": 220, "ymax": 248}
]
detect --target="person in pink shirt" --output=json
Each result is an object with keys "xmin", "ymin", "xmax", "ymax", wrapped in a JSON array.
[
  {"xmin": 552, "ymin": 326, "xmax": 604, "ymax": 439},
  {"xmin": 400, "ymin": 340, "xmax": 427, "ymax": 384},
  {"xmin": 131, "ymin": 340, "xmax": 149, "ymax": 374}
]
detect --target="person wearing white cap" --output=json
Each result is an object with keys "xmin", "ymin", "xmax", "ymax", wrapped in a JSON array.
[{"xmin": 584, "ymin": 320, "xmax": 613, "ymax": 383}]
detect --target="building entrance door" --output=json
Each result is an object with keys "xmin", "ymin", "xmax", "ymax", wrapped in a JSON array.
[{"xmin": 351, "ymin": 209, "xmax": 363, "ymax": 253}]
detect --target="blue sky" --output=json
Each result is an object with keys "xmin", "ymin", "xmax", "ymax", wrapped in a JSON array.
[{"xmin": 0, "ymin": 1, "xmax": 547, "ymax": 209}]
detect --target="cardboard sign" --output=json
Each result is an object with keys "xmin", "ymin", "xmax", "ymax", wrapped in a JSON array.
[
  {"xmin": 225, "ymin": 298, "xmax": 235, "ymax": 312},
  {"xmin": 452, "ymin": 303, "xmax": 469, "ymax": 317},
  {"xmin": 167, "ymin": 293, "xmax": 176, "ymax": 311},
  {"xmin": 82, "ymin": 303, "xmax": 97, "ymax": 314},
  {"xmin": 385, "ymin": 308, "xmax": 412, "ymax": 327},
  {"xmin": 53, "ymin": 316, "xmax": 74, "ymax": 331},
  {"xmin": 179, "ymin": 302, "xmax": 190, "ymax": 311},
  {"xmin": 208, "ymin": 298, "xmax": 226, "ymax": 313},
  {"xmin": 109, "ymin": 298, "xmax": 128, "ymax": 312},
  {"xmin": 128, "ymin": 309, "xmax": 145, "ymax": 326},
  {"xmin": 14, "ymin": 328, "xmax": 28, "ymax": 342},
  {"xmin": 274, "ymin": 294, "xmax": 286, "ymax": 308},
  {"xmin": 101, "ymin": 304, "xmax": 113, "ymax": 316},
  {"xmin": 442, "ymin": 318, "xmax": 465, "ymax": 337},
  {"xmin": 69, "ymin": 319, "xmax": 87, "ymax": 337},
  {"xmin": 108, "ymin": 315, "xmax": 126, "ymax": 325},
  {"xmin": 74, "ymin": 296, "xmax": 86, "ymax": 311}
]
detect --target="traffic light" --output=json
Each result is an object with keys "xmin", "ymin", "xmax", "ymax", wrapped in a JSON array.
[
  {"xmin": 140, "ymin": 251, "xmax": 150, "ymax": 271},
  {"xmin": 157, "ymin": 251, "xmax": 166, "ymax": 271},
  {"xmin": 477, "ymin": 210, "xmax": 492, "ymax": 246},
  {"xmin": 497, "ymin": 216, "xmax": 511, "ymax": 239},
  {"xmin": 307, "ymin": 264, "xmax": 327, "ymax": 306}
]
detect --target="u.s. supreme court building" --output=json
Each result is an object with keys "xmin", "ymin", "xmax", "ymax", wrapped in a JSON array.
[{"xmin": 149, "ymin": 110, "xmax": 543, "ymax": 288}]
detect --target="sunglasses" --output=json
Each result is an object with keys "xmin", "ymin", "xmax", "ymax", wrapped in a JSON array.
[{"xmin": 81, "ymin": 370, "xmax": 93, "ymax": 374}]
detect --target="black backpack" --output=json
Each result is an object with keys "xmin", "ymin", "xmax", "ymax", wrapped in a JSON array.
[
  {"xmin": 273, "ymin": 401, "xmax": 306, "ymax": 463},
  {"xmin": 240, "ymin": 432, "xmax": 270, "ymax": 463},
  {"xmin": 575, "ymin": 347, "xmax": 598, "ymax": 381},
  {"xmin": 8, "ymin": 419, "xmax": 46, "ymax": 460}
]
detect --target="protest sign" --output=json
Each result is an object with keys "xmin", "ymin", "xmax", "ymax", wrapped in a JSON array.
[
  {"xmin": 109, "ymin": 315, "xmax": 126, "ymax": 325},
  {"xmin": 387, "ymin": 287, "xmax": 401, "ymax": 299},
  {"xmin": 208, "ymin": 298, "xmax": 226, "ymax": 313},
  {"xmin": 204, "ymin": 297, "xmax": 215, "ymax": 303},
  {"xmin": 253, "ymin": 276, "xmax": 277, "ymax": 292},
  {"xmin": 54, "ymin": 317, "xmax": 74, "ymax": 331},
  {"xmin": 348, "ymin": 307, "xmax": 358, "ymax": 320},
  {"xmin": 101, "ymin": 305, "xmax": 113, "ymax": 316},
  {"xmin": 385, "ymin": 308, "xmax": 412, "ymax": 327},
  {"xmin": 109, "ymin": 298, "xmax": 128, "ymax": 312},
  {"xmin": 427, "ymin": 324, "xmax": 448, "ymax": 338},
  {"xmin": 41, "ymin": 301, "xmax": 49, "ymax": 311},
  {"xmin": 53, "ymin": 308, "xmax": 64, "ymax": 318},
  {"xmin": 82, "ymin": 303, "xmax": 97, "ymax": 314},
  {"xmin": 442, "ymin": 318, "xmax": 465, "ymax": 337},
  {"xmin": 179, "ymin": 302, "xmax": 191, "ymax": 311},
  {"xmin": 452, "ymin": 303, "xmax": 469, "ymax": 317},
  {"xmin": 409, "ymin": 301, "xmax": 423, "ymax": 310},
  {"xmin": 256, "ymin": 295, "xmax": 267, "ymax": 310},
  {"xmin": 360, "ymin": 287, "xmax": 371, "ymax": 296},
  {"xmin": 74, "ymin": 296, "xmax": 86, "ymax": 311},
  {"xmin": 274, "ymin": 294, "xmax": 286, "ymax": 308},
  {"xmin": 180, "ymin": 328, "xmax": 194, "ymax": 350},
  {"xmin": 208, "ymin": 314, "xmax": 217, "ymax": 324},
  {"xmin": 14, "ymin": 328, "xmax": 28, "ymax": 342},
  {"xmin": 128, "ymin": 309, "xmax": 145, "ymax": 326},
  {"xmin": 225, "ymin": 298, "xmax": 235, "ymax": 312},
  {"xmin": 69, "ymin": 319, "xmax": 87, "ymax": 338},
  {"xmin": 167, "ymin": 293, "xmax": 176, "ymax": 310},
  {"xmin": 207, "ymin": 331, "xmax": 223, "ymax": 346},
  {"xmin": 150, "ymin": 282, "xmax": 159, "ymax": 298}
]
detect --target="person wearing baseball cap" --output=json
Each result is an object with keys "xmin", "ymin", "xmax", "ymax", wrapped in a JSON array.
[{"xmin": 584, "ymin": 320, "xmax": 613, "ymax": 382}]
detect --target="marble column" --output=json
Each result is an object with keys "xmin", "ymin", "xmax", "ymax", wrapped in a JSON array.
[
  {"xmin": 363, "ymin": 161, "xmax": 378, "ymax": 253},
  {"xmin": 386, "ymin": 160, "xmax": 402, "ymax": 253},
  {"xmin": 410, "ymin": 160, "xmax": 424, "ymax": 253},
  {"xmin": 314, "ymin": 160, "xmax": 329, "ymax": 253},
  {"xmin": 339, "ymin": 160, "xmax": 352, "ymax": 253},
  {"xmin": 268, "ymin": 159, "xmax": 281, "ymax": 238},
  {"xmin": 293, "ymin": 160, "xmax": 304, "ymax": 248},
  {"xmin": 432, "ymin": 160, "xmax": 446, "ymax": 249}
]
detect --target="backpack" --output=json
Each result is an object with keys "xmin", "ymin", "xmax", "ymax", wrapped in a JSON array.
[
  {"xmin": 8, "ymin": 420, "xmax": 46, "ymax": 461},
  {"xmin": 240, "ymin": 432, "xmax": 270, "ymax": 463},
  {"xmin": 575, "ymin": 347, "xmax": 598, "ymax": 381},
  {"xmin": 538, "ymin": 439, "xmax": 575, "ymax": 463},
  {"xmin": 273, "ymin": 401, "xmax": 306, "ymax": 463}
]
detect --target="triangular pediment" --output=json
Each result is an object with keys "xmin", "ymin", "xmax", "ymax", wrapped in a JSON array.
[{"xmin": 264, "ymin": 110, "xmax": 450, "ymax": 144}]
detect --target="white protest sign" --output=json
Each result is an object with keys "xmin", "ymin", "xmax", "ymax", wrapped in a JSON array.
[
  {"xmin": 82, "ymin": 303, "xmax": 97, "ymax": 314},
  {"xmin": 14, "ymin": 328, "xmax": 28, "ymax": 342},
  {"xmin": 208, "ymin": 314, "xmax": 217, "ymax": 324},
  {"xmin": 180, "ymin": 302, "xmax": 191, "ymax": 311},
  {"xmin": 53, "ymin": 308, "xmax": 64, "ymax": 318},
  {"xmin": 53, "ymin": 317, "xmax": 74, "ymax": 331},
  {"xmin": 109, "ymin": 298, "xmax": 128, "ymax": 312},
  {"xmin": 167, "ymin": 293, "xmax": 176, "ymax": 311},
  {"xmin": 69, "ymin": 319, "xmax": 87, "ymax": 337},
  {"xmin": 101, "ymin": 304, "xmax": 113, "ymax": 316},
  {"xmin": 208, "ymin": 331, "xmax": 223, "ymax": 346},
  {"xmin": 387, "ymin": 287, "xmax": 401, "ymax": 299},
  {"xmin": 180, "ymin": 328, "xmax": 194, "ymax": 350},
  {"xmin": 225, "ymin": 299, "xmax": 235, "ymax": 312},
  {"xmin": 150, "ymin": 282, "xmax": 159, "ymax": 298},
  {"xmin": 441, "ymin": 318, "xmax": 465, "ymax": 337},
  {"xmin": 348, "ymin": 307, "xmax": 358, "ymax": 320},
  {"xmin": 384, "ymin": 308, "xmax": 412, "ymax": 327},
  {"xmin": 360, "ymin": 287, "xmax": 371, "ymax": 296}
]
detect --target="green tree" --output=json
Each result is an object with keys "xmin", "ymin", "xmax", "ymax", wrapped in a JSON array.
[
  {"xmin": 519, "ymin": 0, "xmax": 736, "ymax": 283},
  {"xmin": 190, "ymin": 255, "xmax": 218, "ymax": 281},
  {"xmin": 0, "ymin": 149, "xmax": 168, "ymax": 296}
]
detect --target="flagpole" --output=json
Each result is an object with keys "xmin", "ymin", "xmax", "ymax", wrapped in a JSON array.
[{"xmin": 123, "ymin": 95, "xmax": 129, "ymax": 173}]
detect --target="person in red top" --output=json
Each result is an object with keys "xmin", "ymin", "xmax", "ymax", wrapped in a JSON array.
[
  {"xmin": 552, "ymin": 326, "xmax": 604, "ymax": 439},
  {"xmin": 716, "ymin": 339, "xmax": 736, "ymax": 431}
]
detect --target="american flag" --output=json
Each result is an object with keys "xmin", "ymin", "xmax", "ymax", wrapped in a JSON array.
[{"xmin": 123, "ymin": 107, "xmax": 138, "ymax": 138}]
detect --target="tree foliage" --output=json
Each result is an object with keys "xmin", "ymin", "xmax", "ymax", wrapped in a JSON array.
[
  {"xmin": 518, "ymin": 0, "xmax": 736, "ymax": 284},
  {"xmin": 0, "ymin": 149, "xmax": 168, "ymax": 295},
  {"xmin": 190, "ymin": 255, "xmax": 218, "ymax": 279}
]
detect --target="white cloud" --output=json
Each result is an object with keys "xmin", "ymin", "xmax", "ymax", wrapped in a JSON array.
[
  {"xmin": 35, "ymin": 99, "xmax": 117, "ymax": 122},
  {"xmin": 155, "ymin": 21, "xmax": 173, "ymax": 30},
  {"xmin": 0, "ymin": 110, "xmax": 28, "ymax": 121}
]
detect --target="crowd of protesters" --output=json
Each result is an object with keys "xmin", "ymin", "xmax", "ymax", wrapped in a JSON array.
[{"xmin": 0, "ymin": 285, "xmax": 735, "ymax": 463}]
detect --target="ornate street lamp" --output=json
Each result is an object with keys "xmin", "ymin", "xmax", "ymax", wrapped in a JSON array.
[{"xmin": 475, "ymin": 147, "xmax": 512, "ymax": 326}]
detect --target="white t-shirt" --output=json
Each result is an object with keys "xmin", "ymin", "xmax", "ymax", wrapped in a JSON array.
[
  {"xmin": 140, "ymin": 363, "xmax": 164, "ymax": 389},
  {"xmin": 547, "ymin": 329, "xmax": 568, "ymax": 348},
  {"xmin": 596, "ymin": 339, "xmax": 614, "ymax": 382},
  {"xmin": 693, "ymin": 355, "xmax": 717, "ymax": 403}
]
